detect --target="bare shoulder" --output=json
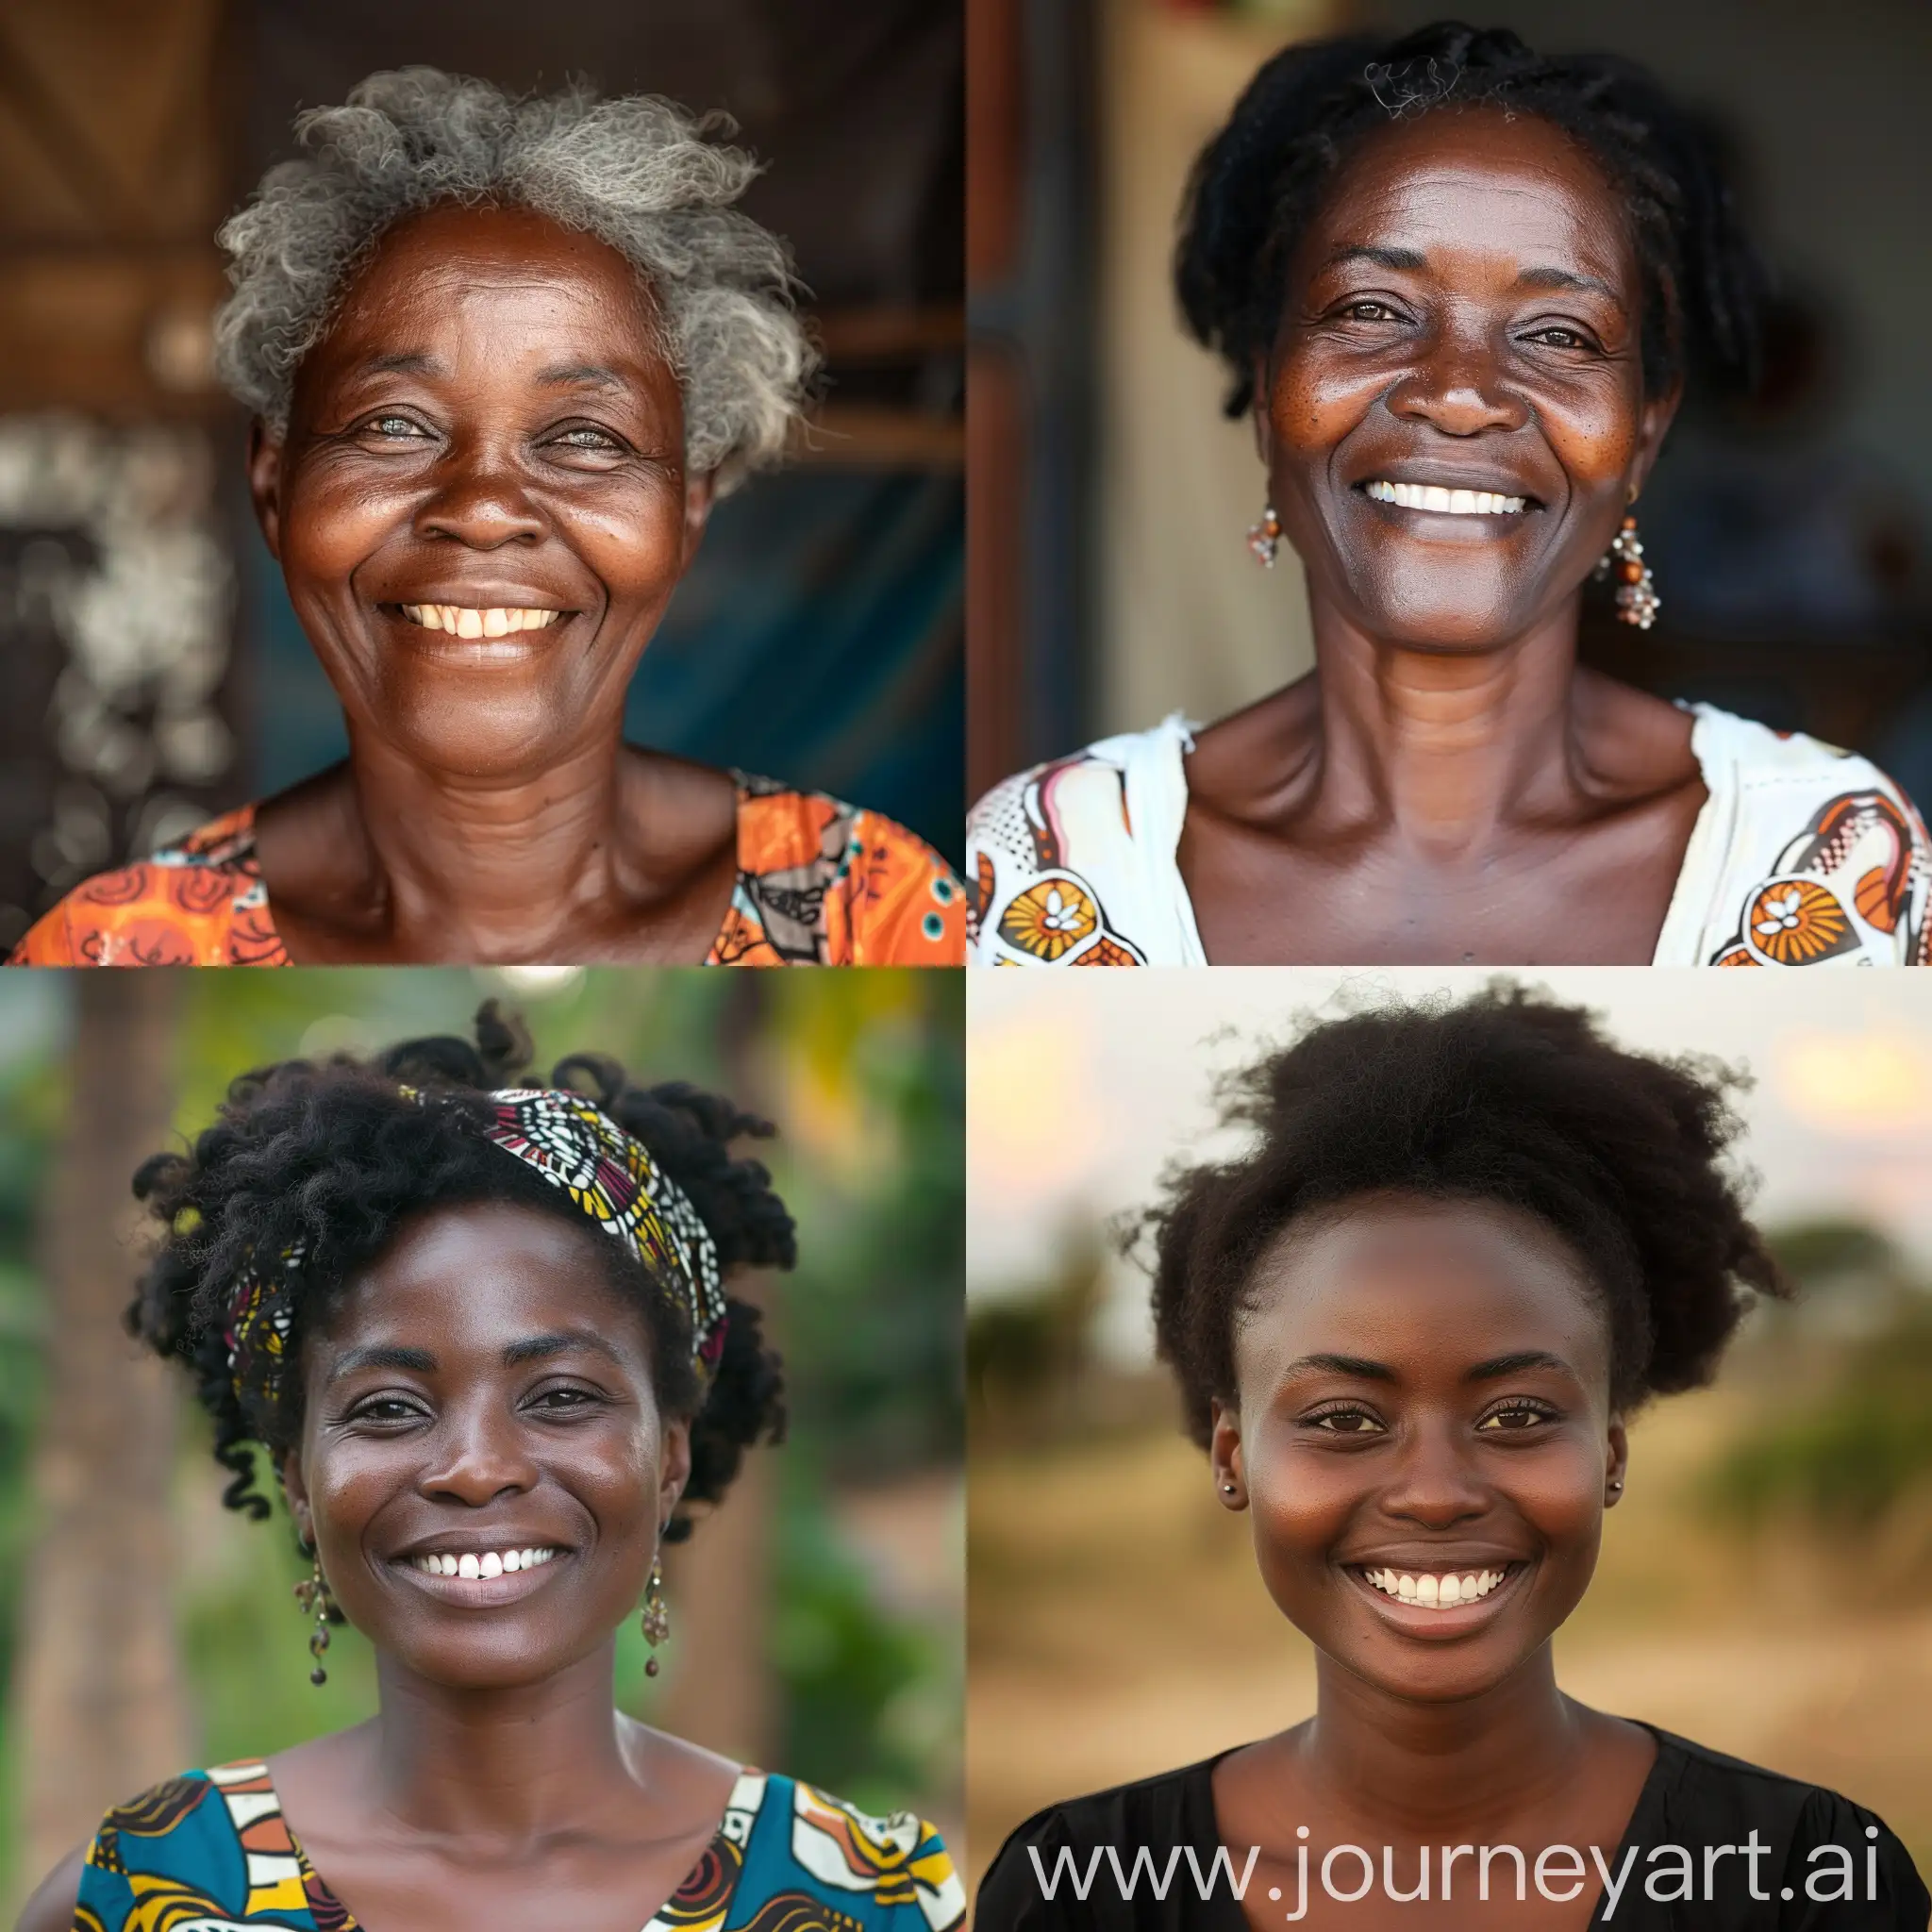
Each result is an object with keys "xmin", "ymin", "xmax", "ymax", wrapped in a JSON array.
[
  {"xmin": 1570, "ymin": 666, "xmax": 1701, "ymax": 791},
  {"xmin": 14, "ymin": 1843, "xmax": 85, "ymax": 1932},
  {"xmin": 1186, "ymin": 677, "xmax": 1321, "ymax": 817}
]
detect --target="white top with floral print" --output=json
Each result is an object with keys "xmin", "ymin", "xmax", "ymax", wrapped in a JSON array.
[{"xmin": 965, "ymin": 703, "xmax": 1931, "ymax": 968}]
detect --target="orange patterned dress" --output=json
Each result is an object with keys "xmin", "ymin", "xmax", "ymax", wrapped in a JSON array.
[{"xmin": 10, "ymin": 774, "xmax": 964, "ymax": 968}]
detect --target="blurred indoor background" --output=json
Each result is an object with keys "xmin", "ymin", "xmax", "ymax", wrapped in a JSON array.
[
  {"xmin": 0, "ymin": 966, "xmax": 962, "ymax": 1915},
  {"xmin": 0, "ymin": 0, "xmax": 965, "ymax": 953},
  {"xmin": 968, "ymin": 969, "xmax": 1932, "ymax": 1895},
  {"xmin": 968, "ymin": 0, "xmax": 1932, "ymax": 802}
]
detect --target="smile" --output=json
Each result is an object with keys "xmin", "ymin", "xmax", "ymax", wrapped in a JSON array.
[
  {"xmin": 398, "ymin": 605, "xmax": 564, "ymax": 638},
  {"xmin": 1363, "ymin": 479, "xmax": 1527, "ymax": 516},
  {"xmin": 408, "ymin": 1545, "xmax": 559, "ymax": 1578},
  {"xmin": 1360, "ymin": 1564, "xmax": 1513, "ymax": 1607}
]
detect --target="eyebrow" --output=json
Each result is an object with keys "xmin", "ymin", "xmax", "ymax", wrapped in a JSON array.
[
  {"xmin": 1515, "ymin": 265, "xmax": 1617, "ymax": 300},
  {"xmin": 325, "ymin": 1331, "xmax": 627, "ymax": 1382},
  {"xmin": 1281, "ymin": 1348, "xmax": 1575, "ymax": 1384},
  {"xmin": 1319, "ymin": 244, "xmax": 1427, "ymax": 275},
  {"xmin": 327, "ymin": 1343, "xmax": 438, "ymax": 1382},
  {"xmin": 535, "ymin": 361, "xmax": 626, "ymax": 390},
  {"xmin": 355, "ymin": 351, "xmax": 441, "ymax": 377},
  {"xmin": 501, "ymin": 1331, "xmax": 628, "ymax": 1368}
]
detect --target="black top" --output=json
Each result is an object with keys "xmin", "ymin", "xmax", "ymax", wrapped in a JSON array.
[{"xmin": 976, "ymin": 1724, "xmax": 1930, "ymax": 1930}]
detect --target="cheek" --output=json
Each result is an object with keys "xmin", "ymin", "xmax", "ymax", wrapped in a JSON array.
[
  {"xmin": 1267, "ymin": 345, "xmax": 1380, "ymax": 468},
  {"xmin": 568, "ymin": 481, "xmax": 691, "ymax": 609},
  {"xmin": 1536, "ymin": 373, "xmax": 1648, "ymax": 491}
]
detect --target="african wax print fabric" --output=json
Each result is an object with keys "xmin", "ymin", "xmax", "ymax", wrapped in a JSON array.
[
  {"xmin": 10, "ymin": 782, "xmax": 964, "ymax": 968},
  {"xmin": 222, "ymin": 1086, "xmax": 725, "ymax": 1413},
  {"xmin": 965, "ymin": 703, "xmax": 1932, "ymax": 968},
  {"xmin": 72, "ymin": 1761, "xmax": 968, "ymax": 1932}
]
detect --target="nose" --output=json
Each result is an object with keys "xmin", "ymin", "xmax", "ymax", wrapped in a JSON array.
[
  {"xmin": 1388, "ymin": 325, "xmax": 1528, "ymax": 438},
  {"xmin": 412, "ymin": 436, "xmax": 545, "ymax": 548},
  {"xmin": 420, "ymin": 1402, "xmax": 540, "ymax": 1507},
  {"xmin": 1376, "ymin": 1419, "xmax": 1491, "ymax": 1529}
]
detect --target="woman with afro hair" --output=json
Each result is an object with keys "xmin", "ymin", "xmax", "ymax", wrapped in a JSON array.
[
  {"xmin": 968, "ymin": 22, "xmax": 1930, "ymax": 969},
  {"xmin": 19, "ymin": 1002, "xmax": 964, "ymax": 1932},
  {"xmin": 977, "ymin": 985, "xmax": 1930, "ymax": 1928}
]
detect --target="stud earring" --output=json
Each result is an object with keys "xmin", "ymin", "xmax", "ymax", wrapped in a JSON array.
[
  {"xmin": 1221, "ymin": 1481, "xmax": 1238, "ymax": 1497},
  {"xmin": 1595, "ymin": 514, "xmax": 1659, "ymax": 628},
  {"xmin": 1247, "ymin": 504, "xmax": 1282, "ymax": 569},
  {"xmin": 641, "ymin": 1553, "xmax": 670, "ymax": 1675},
  {"xmin": 292, "ymin": 1545, "xmax": 335, "ymax": 1687}
]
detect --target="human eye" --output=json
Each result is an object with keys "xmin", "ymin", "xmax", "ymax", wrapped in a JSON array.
[
  {"xmin": 544, "ymin": 422, "xmax": 631, "ymax": 456},
  {"xmin": 524, "ymin": 1381, "xmax": 608, "ymax": 1416},
  {"xmin": 1335, "ymin": 298, "xmax": 1404, "ymax": 324},
  {"xmin": 1519, "ymin": 323, "xmax": 1599, "ymax": 353},
  {"xmin": 1475, "ymin": 1399, "xmax": 1560, "ymax": 1434},
  {"xmin": 1302, "ymin": 1404, "xmax": 1388, "ymax": 1437},
  {"xmin": 345, "ymin": 1392, "xmax": 428, "ymax": 1426},
  {"xmin": 357, "ymin": 413, "xmax": 433, "ymax": 441}
]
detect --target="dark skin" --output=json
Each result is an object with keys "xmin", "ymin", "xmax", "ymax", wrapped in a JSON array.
[
  {"xmin": 1207, "ymin": 1196, "xmax": 1657, "ymax": 1928},
  {"xmin": 1179, "ymin": 109, "xmax": 1708, "ymax": 965},
  {"xmin": 19, "ymin": 1201, "xmax": 735, "ymax": 1932},
  {"xmin": 242, "ymin": 200, "xmax": 742, "ymax": 965}
]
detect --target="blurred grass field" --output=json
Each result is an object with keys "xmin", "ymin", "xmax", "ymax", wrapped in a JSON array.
[{"xmin": 967, "ymin": 1360, "xmax": 1932, "ymax": 1902}]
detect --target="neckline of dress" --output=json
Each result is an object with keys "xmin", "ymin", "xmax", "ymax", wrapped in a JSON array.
[
  {"xmin": 1148, "ymin": 705, "xmax": 1730, "ymax": 969},
  {"xmin": 235, "ymin": 1757, "xmax": 756, "ymax": 1932},
  {"xmin": 193, "ymin": 779, "xmax": 767, "ymax": 967}
]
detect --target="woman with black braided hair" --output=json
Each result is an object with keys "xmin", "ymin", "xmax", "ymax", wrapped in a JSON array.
[
  {"xmin": 976, "ymin": 985, "xmax": 1931, "ymax": 1928},
  {"xmin": 968, "ymin": 23, "xmax": 1930, "ymax": 969},
  {"xmin": 17, "ymin": 1004, "xmax": 964, "ymax": 1932}
]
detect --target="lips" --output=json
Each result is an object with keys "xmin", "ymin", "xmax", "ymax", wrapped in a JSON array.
[{"xmin": 1345, "ymin": 1558, "xmax": 1530, "ymax": 1626}]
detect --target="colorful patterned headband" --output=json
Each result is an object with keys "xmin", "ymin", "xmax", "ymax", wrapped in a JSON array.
[{"xmin": 224, "ymin": 1086, "xmax": 726, "ymax": 1412}]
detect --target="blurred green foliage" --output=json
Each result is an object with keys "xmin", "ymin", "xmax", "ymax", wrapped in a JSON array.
[
  {"xmin": 1707, "ymin": 1301, "xmax": 1932, "ymax": 1529},
  {"xmin": 0, "ymin": 968, "xmax": 961, "ymax": 1892}
]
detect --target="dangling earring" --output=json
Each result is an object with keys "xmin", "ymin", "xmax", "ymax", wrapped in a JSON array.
[
  {"xmin": 641, "ymin": 1553, "xmax": 670, "ymax": 1676},
  {"xmin": 1596, "ymin": 514, "xmax": 1659, "ymax": 628},
  {"xmin": 1247, "ymin": 503, "xmax": 1282, "ymax": 569},
  {"xmin": 292, "ymin": 1546, "xmax": 335, "ymax": 1687}
]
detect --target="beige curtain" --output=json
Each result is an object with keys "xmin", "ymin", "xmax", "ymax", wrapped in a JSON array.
[{"xmin": 1094, "ymin": 0, "xmax": 1341, "ymax": 739}]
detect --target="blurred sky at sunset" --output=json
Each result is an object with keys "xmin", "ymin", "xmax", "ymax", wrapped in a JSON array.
[{"xmin": 969, "ymin": 970, "xmax": 1932, "ymax": 1360}]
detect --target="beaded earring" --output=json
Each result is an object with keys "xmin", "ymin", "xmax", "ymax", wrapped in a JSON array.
[
  {"xmin": 1247, "ymin": 504, "xmax": 1282, "ymax": 569},
  {"xmin": 1598, "ymin": 514, "xmax": 1659, "ymax": 628},
  {"xmin": 293, "ymin": 1547, "xmax": 335, "ymax": 1687},
  {"xmin": 641, "ymin": 1554, "xmax": 670, "ymax": 1675}
]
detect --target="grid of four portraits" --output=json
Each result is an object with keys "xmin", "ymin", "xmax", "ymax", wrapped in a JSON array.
[{"xmin": 0, "ymin": 1, "xmax": 1928, "ymax": 1926}]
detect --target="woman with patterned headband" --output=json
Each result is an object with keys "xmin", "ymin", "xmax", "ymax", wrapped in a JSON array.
[{"xmin": 17, "ymin": 1004, "xmax": 964, "ymax": 1932}]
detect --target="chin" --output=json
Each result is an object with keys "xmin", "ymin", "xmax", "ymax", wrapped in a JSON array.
[{"xmin": 376, "ymin": 691, "xmax": 586, "ymax": 782}]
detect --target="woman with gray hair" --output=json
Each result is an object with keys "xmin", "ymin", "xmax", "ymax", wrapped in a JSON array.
[{"xmin": 12, "ymin": 70, "xmax": 964, "ymax": 968}]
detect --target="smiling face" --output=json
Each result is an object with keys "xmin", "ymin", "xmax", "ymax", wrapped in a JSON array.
[
  {"xmin": 1260, "ymin": 108, "xmax": 1677, "ymax": 652},
  {"xmin": 1211, "ymin": 1195, "xmax": 1626, "ymax": 1705},
  {"xmin": 249, "ymin": 201, "xmax": 712, "ymax": 781},
  {"xmin": 282, "ymin": 1198, "xmax": 688, "ymax": 1691}
]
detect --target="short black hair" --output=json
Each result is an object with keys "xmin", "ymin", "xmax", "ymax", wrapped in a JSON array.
[
  {"xmin": 1142, "ymin": 983, "xmax": 1790, "ymax": 1443},
  {"xmin": 1176, "ymin": 19, "xmax": 1765, "ymax": 417},
  {"xmin": 128, "ymin": 1001, "xmax": 791, "ymax": 1538}
]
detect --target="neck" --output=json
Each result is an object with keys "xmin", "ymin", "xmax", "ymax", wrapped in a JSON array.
[
  {"xmin": 332, "ymin": 726, "xmax": 635, "ymax": 954},
  {"xmin": 1304, "ymin": 591, "xmax": 1587, "ymax": 855},
  {"xmin": 367, "ymin": 1642, "xmax": 641, "ymax": 1838},
  {"xmin": 1300, "ymin": 1643, "xmax": 1589, "ymax": 1838}
]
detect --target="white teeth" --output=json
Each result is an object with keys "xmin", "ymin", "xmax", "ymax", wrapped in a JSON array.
[
  {"xmin": 1365, "ymin": 1566, "xmax": 1508, "ymax": 1606},
  {"xmin": 1365, "ymin": 479, "xmax": 1526, "ymax": 515},
  {"xmin": 412, "ymin": 1545, "xmax": 557, "ymax": 1579},
  {"xmin": 398, "ymin": 605, "xmax": 563, "ymax": 635}
]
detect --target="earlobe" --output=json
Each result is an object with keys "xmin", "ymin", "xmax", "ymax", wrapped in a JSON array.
[
  {"xmin": 682, "ymin": 471, "xmax": 718, "ymax": 563},
  {"xmin": 247, "ymin": 422, "xmax": 285, "ymax": 561}
]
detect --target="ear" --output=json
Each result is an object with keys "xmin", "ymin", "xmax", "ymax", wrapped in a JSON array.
[
  {"xmin": 248, "ymin": 421, "xmax": 285, "ymax": 561},
  {"xmin": 1625, "ymin": 375, "xmax": 1683, "ymax": 506},
  {"xmin": 1250, "ymin": 351, "xmax": 1274, "ymax": 468},
  {"xmin": 280, "ymin": 1448, "xmax": 314, "ymax": 1546},
  {"xmin": 658, "ymin": 1416, "xmax": 693, "ymax": 1530},
  {"xmin": 1604, "ymin": 1417, "xmax": 1629, "ymax": 1507},
  {"xmin": 1208, "ymin": 1398, "xmax": 1248, "ymax": 1510},
  {"xmin": 681, "ymin": 470, "xmax": 718, "ymax": 568}
]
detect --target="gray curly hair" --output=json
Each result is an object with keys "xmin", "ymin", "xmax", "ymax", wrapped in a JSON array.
[{"xmin": 213, "ymin": 69, "xmax": 813, "ymax": 487}]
